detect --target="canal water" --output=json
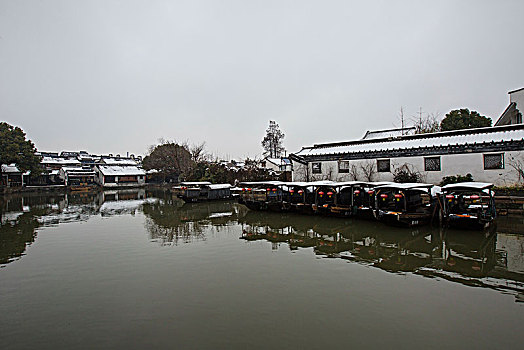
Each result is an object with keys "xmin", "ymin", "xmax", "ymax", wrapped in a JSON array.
[{"xmin": 1, "ymin": 189, "xmax": 523, "ymax": 349}]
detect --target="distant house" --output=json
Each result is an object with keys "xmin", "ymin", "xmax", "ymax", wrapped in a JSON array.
[
  {"xmin": 1, "ymin": 164, "xmax": 24, "ymax": 187},
  {"xmin": 290, "ymin": 124, "xmax": 524, "ymax": 186},
  {"xmin": 261, "ymin": 157, "xmax": 293, "ymax": 173},
  {"xmin": 495, "ymin": 87, "xmax": 524, "ymax": 126},
  {"xmin": 362, "ymin": 127, "xmax": 416, "ymax": 139},
  {"xmin": 99, "ymin": 157, "xmax": 139, "ymax": 166},
  {"xmin": 59, "ymin": 167, "xmax": 96, "ymax": 187},
  {"xmin": 94, "ymin": 165, "xmax": 146, "ymax": 187},
  {"xmin": 41, "ymin": 156, "xmax": 81, "ymax": 170}
]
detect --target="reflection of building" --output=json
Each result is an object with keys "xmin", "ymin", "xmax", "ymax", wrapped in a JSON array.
[{"xmin": 496, "ymin": 233, "xmax": 524, "ymax": 275}]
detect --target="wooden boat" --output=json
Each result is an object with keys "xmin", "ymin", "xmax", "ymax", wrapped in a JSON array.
[
  {"xmin": 441, "ymin": 182, "xmax": 496, "ymax": 230},
  {"xmin": 374, "ymin": 183, "xmax": 436, "ymax": 227},
  {"xmin": 178, "ymin": 183, "xmax": 232, "ymax": 203},
  {"xmin": 173, "ymin": 181, "xmax": 211, "ymax": 197},
  {"xmin": 238, "ymin": 181, "xmax": 284, "ymax": 211},
  {"xmin": 330, "ymin": 181, "xmax": 367, "ymax": 217},
  {"xmin": 285, "ymin": 182, "xmax": 316, "ymax": 214},
  {"xmin": 312, "ymin": 182, "xmax": 338, "ymax": 215},
  {"xmin": 347, "ymin": 182, "xmax": 393, "ymax": 219}
]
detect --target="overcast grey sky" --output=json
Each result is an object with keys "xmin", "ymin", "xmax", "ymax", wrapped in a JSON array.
[{"xmin": 1, "ymin": 0, "xmax": 523, "ymax": 158}]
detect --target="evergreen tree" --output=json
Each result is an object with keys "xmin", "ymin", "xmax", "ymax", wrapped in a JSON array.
[
  {"xmin": 261, "ymin": 120, "xmax": 285, "ymax": 158},
  {"xmin": 0, "ymin": 122, "xmax": 41, "ymax": 185},
  {"xmin": 440, "ymin": 109, "xmax": 492, "ymax": 131}
]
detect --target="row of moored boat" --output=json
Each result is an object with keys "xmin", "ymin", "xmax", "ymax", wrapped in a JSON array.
[{"xmin": 236, "ymin": 181, "xmax": 496, "ymax": 230}]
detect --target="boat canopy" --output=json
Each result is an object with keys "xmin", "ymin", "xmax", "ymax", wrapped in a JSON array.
[
  {"xmin": 375, "ymin": 183, "xmax": 434, "ymax": 191},
  {"xmin": 181, "ymin": 181, "xmax": 212, "ymax": 186},
  {"xmin": 206, "ymin": 184, "xmax": 231, "ymax": 190},
  {"xmin": 441, "ymin": 182, "xmax": 494, "ymax": 191}
]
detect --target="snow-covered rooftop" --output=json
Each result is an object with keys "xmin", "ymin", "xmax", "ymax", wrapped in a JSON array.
[
  {"xmin": 41, "ymin": 157, "xmax": 81, "ymax": 165},
  {"xmin": 97, "ymin": 165, "xmax": 145, "ymax": 176},
  {"xmin": 100, "ymin": 158, "xmax": 138, "ymax": 166},
  {"xmin": 442, "ymin": 182, "xmax": 494, "ymax": 191},
  {"xmin": 362, "ymin": 127, "xmax": 416, "ymax": 140},
  {"xmin": 294, "ymin": 125, "xmax": 524, "ymax": 157},
  {"xmin": 207, "ymin": 184, "xmax": 231, "ymax": 190},
  {"xmin": 1, "ymin": 164, "xmax": 21, "ymax": 173}
]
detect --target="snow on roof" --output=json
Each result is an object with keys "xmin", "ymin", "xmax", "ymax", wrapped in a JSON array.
[
  {"xmin": 375, "ymin": 183, "xmax": 434, "ymax": 190},
  {"xmin": 181, "ymin": 181, "xmax": 212, "ymax": 186},
  {"xmin": 41, "ymin": 157, "xmax": 81, "ymax": 165},
  {"xmin": 442, "ymin": 182, "xmax": 494, "ymax": 191},
  {"xmin": 62, "ymin": 167, "xmax": 95, "ymax": 175},
  {"xmin": 101, "ymin": 158, "xmax": 138, "ymax": 166},
  {"xmin": 294, "ymin": 125, "xmax": 524, "ymax": 157},
  {"xmin": 1, "ymin": 164, "xmax": 21, "ymax": 173},
  {"xmin": 265, "ymin": 158, "xmax": 282, "ymax": 165},
  {"xmin": 362, "ymin": 127, "xmax": 416, "ymax": 140},
  {"xmin": 97, "ymin": 165, "xmax": 145, "ymax": 176},
  {"xmin": 206, "ymin": 184, "xmax": 231, "ymax": 190}
]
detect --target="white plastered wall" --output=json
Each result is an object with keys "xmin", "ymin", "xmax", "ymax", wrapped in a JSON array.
[{"xmin": 294, "ymin": 151, "xmax": 524, "ymax": 186}]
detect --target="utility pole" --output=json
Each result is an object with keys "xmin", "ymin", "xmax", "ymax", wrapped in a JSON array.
[{"xmin": 399, "ymin": 107, "xmax": 405, "ymax": 135}]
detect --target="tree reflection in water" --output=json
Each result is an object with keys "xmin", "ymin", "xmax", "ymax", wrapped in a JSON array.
[{"xmin": 142, "ymin": 199, "xmax": 245, "ymax": 246}]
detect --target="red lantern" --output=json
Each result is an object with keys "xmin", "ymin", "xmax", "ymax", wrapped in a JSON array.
[
  {"xmin": 470, "ymin": 195, "xmax": 480, "ymax": 200},
  {"xmin": 289, "ymin": 189, "xmax": 294, "ymax": 193},
  {"xmin": 380, "ymin": 194, "xmax": 388, "ymax": 198},
  {"xmin": 394, "ymin": 194, "xmax": 403, "ymax": 199},
  {"xmin": 445, "ymin": 194, "xmax": 454, "ymax": 199},
  {"xmin": 247, "ymin": 188, "xmax": 252, "ymax": 192},
  {"xmin": 266, "ymin": 188, "xmax": 271, "ymax": 191},
  {"xmin": 327, "ymin": 191, "xmax": 333, "ymax": 196},
  {"xmin": 354, "ymin": 190, "xmax": 360, "ymax": 195},
  {"xmin": 318, "ymin": 191, "xmax": 324, "ymax": 196},
  {"xmin": 367, "ymin": 190, "xmax": 374, "ymax": 195},
  {"xmin": 298, "ymin": 190, "xmax": 304, "ymax": 194},
  {"xmin": 272, "ymin": 188, "xmax": 277, "ymax": 192}
]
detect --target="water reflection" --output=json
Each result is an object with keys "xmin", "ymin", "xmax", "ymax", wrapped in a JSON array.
[
  {"xmin": 1, "ymin": 191, "xmax": 523, "ymax": 302},
  {"xmin": 142, "ymin": 199, "xmax": 246, "ymax": 245},
  {"xmin": 239, "ymin": 210, "xmax": 524, "ymax": 301},
  {"xmin": 0, "ymin": 189, "xmax": 164, "ymax": 266}
]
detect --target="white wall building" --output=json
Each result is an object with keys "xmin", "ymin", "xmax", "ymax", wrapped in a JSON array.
[
  {"xmin": 94, "ymin": 165, "xmax": 146, "ymax": 188},
  {"xmin": 496, "ymin": 87, "xmax": 524, "ymax": 126},
  {"xmin": 290, "ymin": 124, "xmax": 524, "ymax": 187}
]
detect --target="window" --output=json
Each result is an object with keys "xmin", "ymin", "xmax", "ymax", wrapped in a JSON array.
[
  {"xmin": 338, "ymin": 161, "xmax": 349, "ymax": 173},
  {"xmin": 312, "ymin": 162, "xmax": 322, "ymax": 174},
  {"xmin": 484, "ymin": 153, "xmax": 504, "ymax": 170},
  {"xmin": 377, "ymin": 159, "xmax": 390, "ymax": 173},
  {"xmin": 424, "ymin": 157, "xmax": 441, "ymax": 171}
]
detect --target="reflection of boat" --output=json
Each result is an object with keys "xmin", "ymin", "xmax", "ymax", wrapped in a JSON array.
[{"xmin": 441, "ymin": 182, "xmax": 496, "ymax": 230}]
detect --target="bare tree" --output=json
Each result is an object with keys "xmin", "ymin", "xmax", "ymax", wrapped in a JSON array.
[
  {"xmin": 508, "ymin": 155, "xmax": 524, "ymax": 183},
  {"xmin": 323, "ymin": 164, "xmax": 335, "ymax": 181},
  {"xmin": 413, "ymin": 111, "xmax": 441, "ymax": 134},
  {"xmin": 190, "ymin": 142, "xmax": 207, "ymax": 162},
  {"xmin": 349, "ymin": 164, "xmax": 359, "ymax": 181},
  {"xmin": 293, "ymin": 163, "xmax": 309, "ymax": 182},
  {"xmin": 360, "ymin": 161, "xmax": 376, "ymax": 181}
]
